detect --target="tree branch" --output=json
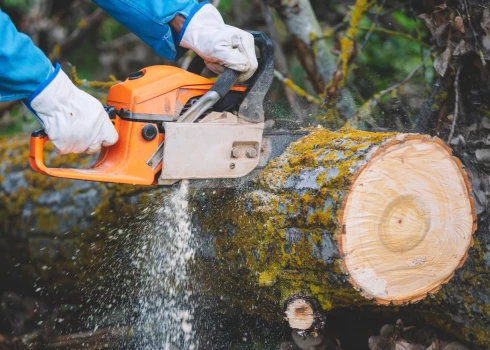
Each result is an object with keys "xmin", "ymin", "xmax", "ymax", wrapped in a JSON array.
[
  {"xmin": 273, "ymin": 70, "xmax": 323, "ymax": 107},
  {"xmin": 356, "ymin": 26, "xmax": 432, "ymax": 49},
  {"xmin": 260, "ymin": 1, "xmax": 305, "ymax": 122},
  {"xmin": 448, "ymin": 65, "xmax": 461, "ymax": 143},
  {"xmin": 71, "ymin": 66, "xmax": 120, "ymax": 90}
]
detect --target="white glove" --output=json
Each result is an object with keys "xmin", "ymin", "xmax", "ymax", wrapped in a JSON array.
[
  {"xmin": 26, "ymin": 64, "xmax": 118, "ymax": 155},
  {"xmin": 179, "ymin": 4, "xmax": 258, "ymax": 82}
]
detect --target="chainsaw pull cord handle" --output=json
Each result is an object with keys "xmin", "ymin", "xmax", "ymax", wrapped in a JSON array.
[{"xmin": 177, "ymin": 68, "xmax": 240, "ymax": 123}]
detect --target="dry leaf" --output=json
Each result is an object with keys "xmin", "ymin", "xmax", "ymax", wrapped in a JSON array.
[
  {"xmin": 476, "ymin": 149, "xmax": 490, "ymax": 163},
  {"xmin": 434, "ymin": 47, "xmax": 451, "ymax": 76},
  {"xmin": 483, "ymin": 36, "xmax": 490, "ymax": 52},
  {"xmin": 368, "ymin": 336, "xmax": 387, "ymax": 350},
  {"xmin": 482, "ymin": 8, "xmax": 490, "ymax": 30},
  {"xmin": 380, "ymin": 324, "xmax": 395, "ymax": 338},
  {"xmin": 449, "ymin": 135, "xmax": 465, "ymax": 146},
  {"xmin": 442, "ymin": 342, "xmax": 470, "ymax": 350},
  {"xmin": 453, "ymin": 40, "xmax": 470, "ymax": 56},
  {"xmin": 435, "ymin": 4, "xmax": 447, "ymax": 11},
  {"xmin": 434, "ymin": 21, "xmax": 450, "ymax": 41},
  {"xmin": 418, "ymin": 14, "xmax": 436, "ymax": 36},
  {"xmin": 481, "ymin": 9, "xmax": 490, "ymax": 52},
  {"xmin": 464, "ymin": 123, "xmax": 477, "ymax": 139},
  {"xmin": 453, "ymin": 16, "xmax": 465, "ymax": 33},
  {"xmin": 481, "ymin": 117, "xmax": 490, "ymax": 129}
]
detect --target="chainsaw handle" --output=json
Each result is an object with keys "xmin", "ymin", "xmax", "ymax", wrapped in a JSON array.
[
  {"xmin": 210, "ymin": 68, "xmax": 241, "ymax": 98},
  {"xmin": 177, "ymin": 68, "xmax": 240, "ymax": 123},
  {"xmin": 29, "ymin": 129, "xmax": 108, "ymax": 179},
  {"xmin": 29, "ymin": 129, "xmax": 51, "ymax": 175}
]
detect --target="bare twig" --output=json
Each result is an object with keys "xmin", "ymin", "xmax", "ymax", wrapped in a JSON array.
[
  {"xmin": 49, "ymin": 9, "xmax": 107, "ymax": 60},
  {"xmin": 273, "ymin": 70, "xmax": 323, "ymax": 107},
  {"xmin": 448, "ymin": 65, "xmax": 461, "ymax": 143},
  {"xmin": 359, "ymin": 0, "xmax": 386, "ymax": 52},
  {"xmin": 71, "ymin": 66, "xmax": 120, "ymax": 89},
  {"xmin": 102, "ymin": 32, "xmax": 139, "ymax": 50},
  {"xmin": 462, "ymin": 0, "xmax": 486, "ymax": 66},
  {"xmin": 260, "ymin": 1, "xmax": 304, "ymax": 121},
  {"xmin": 324, "ymin": 0, "xmax": 373, "ymax": 100},
  {"xmin": 356, "ymin": 26, "xmax": 432, "ymax": 49},
  {"xmin": 355, "ymin": 50, "xmax": 432, "ymax": 126}
]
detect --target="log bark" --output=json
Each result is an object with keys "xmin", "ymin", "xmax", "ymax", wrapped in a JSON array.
[{"xmin": 0, "ymin": 128, "xmax": 485, "ymax": 346}]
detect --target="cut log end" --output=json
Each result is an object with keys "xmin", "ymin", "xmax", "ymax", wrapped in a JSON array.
[
  {"xmin": 283, "ymin": 295, "xmax": 325, "ymax": 333},
  {"xmin": 339, "ymin": 136, "xmax": 475, "ymax": 304},
  {"xmin": 285, "ymin": 299, "xmax": 315, "ymax": 330}
]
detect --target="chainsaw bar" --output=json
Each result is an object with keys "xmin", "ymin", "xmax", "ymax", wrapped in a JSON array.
[{"xmin": 258, "ymin": 129, "xmax": 309, "ymax": 169}]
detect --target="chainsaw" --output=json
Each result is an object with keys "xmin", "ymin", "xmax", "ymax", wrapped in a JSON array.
[{"xmin": 29, "ymin": 32, "xmax": 306, "ymax": 185}]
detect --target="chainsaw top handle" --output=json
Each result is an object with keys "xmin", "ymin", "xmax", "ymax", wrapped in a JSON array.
[
  {"xmin": 185, "ymin": 31, "xmax": 274, "ymax": 123},
  {"xmin": 177, "ymin": 67, "xmax": 241, "ymax": 123},
  {"xmin": 209, "ymin": 68, "xmax": 241, "ymax": 98}
]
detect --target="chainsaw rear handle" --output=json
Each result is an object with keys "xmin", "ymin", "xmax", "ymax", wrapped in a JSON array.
[
  {"xmin": 29, "ymin": 129, "xmax": 95, "ymax": 179},
  {"xmin": 29, "ymin": 119, "xmax": 164, "ymax": 185},
  {"xmin": 29, "ymin": 129, "xmax": 55, "ymax": 176}
]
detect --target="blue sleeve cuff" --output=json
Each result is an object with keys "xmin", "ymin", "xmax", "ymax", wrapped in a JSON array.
[
  {"xmin": 176, "ymin": 0, "xmax": 211, "ymax": 46},
  {"xmin": 25, "ymin": 63, "xmax": 60, "ymax": 105},
  {"xmin": 23, "ymin": 62, "xmax": 60, "ymax": 125}
]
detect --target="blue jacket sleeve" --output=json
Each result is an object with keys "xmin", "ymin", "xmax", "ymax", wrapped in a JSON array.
[
  {"xmin": 93, "ymin": 0, "xmax": 203, "ymax": 61},
  {"xmin": 0, "ymin": 9, "xmax": 53, "ymax": 102}
]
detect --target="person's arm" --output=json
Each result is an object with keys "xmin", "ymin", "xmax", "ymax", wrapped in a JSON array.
[
  {"xmin": 93, "ymin": 0, "xmax": 257, "ymax": 81},
  {"xmin": 93, "ymin": 0, "xmax": 199, "ymax": 61},
  {"xmin": 0, "ymin": 9, "xmax": 53, "ymax": 102},
  {"xmin": 0, "ymin": 10, "xmax": 118, "ymax": 155}
]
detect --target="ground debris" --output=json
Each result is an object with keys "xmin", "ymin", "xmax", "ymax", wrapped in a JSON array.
[{"xmin": 368, "ymin": 319, "xmax": 471, "ymax": 350}]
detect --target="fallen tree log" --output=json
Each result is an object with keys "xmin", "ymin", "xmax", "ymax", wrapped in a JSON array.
[{"xmin": 0, "ymin": 127, "xmax": 485, "ymax": 346}]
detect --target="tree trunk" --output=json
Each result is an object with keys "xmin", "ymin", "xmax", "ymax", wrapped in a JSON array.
[
  {"xmin": 0, "ymin": 128, "xmax": 484, "ymax": 346},
  {"xmin": 266, "ymin": 0, "xmax": 357, "ymax": 117}
]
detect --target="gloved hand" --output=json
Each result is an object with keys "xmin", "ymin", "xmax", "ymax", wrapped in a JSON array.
[
  {"xmin": 179, "ymin": 3, "xmax": 258, "ymax": 82},
  {"xmin": 25, "ymin": 64, "xmax": 118, "ymax": 155}
]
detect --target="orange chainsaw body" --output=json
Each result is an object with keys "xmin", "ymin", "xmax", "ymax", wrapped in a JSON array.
[
  {"xmin": 29, "ymin": 31, "xmax": 274, "ymax": 185},
  {"xmin": 29, "ymin": 66, "xmax": 246, "ymax": 185}
]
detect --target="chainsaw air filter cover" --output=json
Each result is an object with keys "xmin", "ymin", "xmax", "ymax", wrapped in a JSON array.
[{"xmin": 106, "ymin": 66, "xmax": 245, "ymax": 122}]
